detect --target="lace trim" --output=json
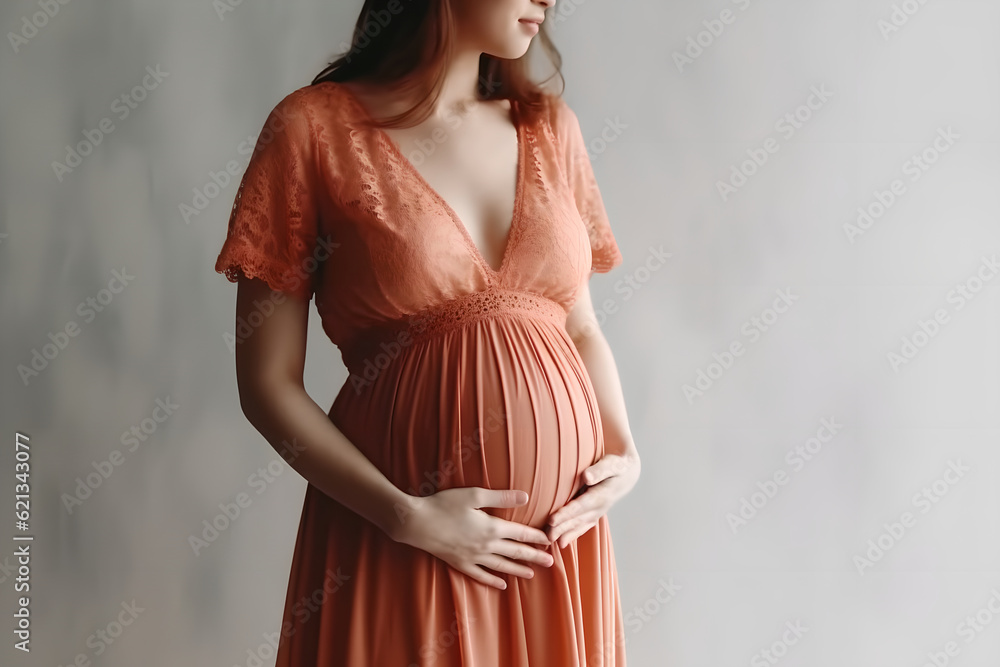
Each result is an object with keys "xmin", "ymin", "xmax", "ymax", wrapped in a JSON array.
[
  {"xmin": 589, "ymin": 222, "xmax": 623, "ymax": 273},
  {"xmin": 546, "ymin": 96, "xmax": 623, "ymax": 274},
  {"xmin": 334, "ymin": 86, "xmax": 543, "ymax": 284},
  {"xmin": 348, "ymin": 127, "xmax": 390, "ymax": 225},
  {"xmin": 340, "ymin": 287, "xmax": 568, "ymax": 379},
  {"xmin": 524, "ymin": 105, "xmax": 546, "ymax": 199},
  {"xmin": 215, "ymin": 92, "xmax": 319, "ymax": 298}
]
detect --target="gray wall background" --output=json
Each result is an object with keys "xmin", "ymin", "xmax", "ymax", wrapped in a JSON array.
[{"xmin": 2, "ymin": 1, "xmax": 999, "ymax": 665}]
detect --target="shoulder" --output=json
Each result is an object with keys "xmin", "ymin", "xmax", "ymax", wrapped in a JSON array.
[
  {"xmin": 240, "ymin": 87, "xmax": 315, "ymax": 155},
  {"xmin": 537, "ymin": 92, "xmax": 580, "ymax": 139},
  {"xmin": 533, "ymin": 92, "xmax": 584, "ymax": 157},
  {"xmin": 260, "ymin": 81, "xmax": 356, "ymax": 133},
  {"xmin": 263, "ymin": 83, "xmax": 328, "ymax": 130},
  {"xmin": 249, "ymin": 82, "xmax": 355, "ymax": 159}
]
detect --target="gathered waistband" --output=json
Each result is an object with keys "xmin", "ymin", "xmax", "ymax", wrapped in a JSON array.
[{"xmin": 340, "ymin": 287, "xmax": 568, "ymax": 380}]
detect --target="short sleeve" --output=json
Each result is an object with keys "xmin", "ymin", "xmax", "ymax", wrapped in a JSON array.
[
  {"xmin": 554, "ymin": 97, "xmax": 623, "ymax": 274},
  {"xmin": 215, "ymin": 92, "xmax": 321, "ymax": 300}
]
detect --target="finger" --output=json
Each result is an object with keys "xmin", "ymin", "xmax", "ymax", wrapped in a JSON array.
[
  {"xmin": 557, "ymin": 520, "xmax": 598, "ymax": 548},
  {"xmin": 492, "ymin": 539, "xmax": 555, "ymax": 568},
  {"xmin": 479, "ymin": 553, "xmax": 534, "ymax": 580},
  {"xmin": 549, "ymin": 509, "xmax": 600, "ymax": 545},
  {"xmin": 547, "ymin": 498, "xmax": 581, "ymax": 528},
  {"xmin": 549, "ymin": 487, "xmax": 600, "ymax": 527},
  {"xmin": 461, "ymin": 563, "xmax": 508, "ymax": 590},
  {"xmin": 476, "ymin": 487, "xmax": 528, "ymax": 509},
  {"xmin": 496, "ymin": 519, "xmax": 551, "ymax": 545},
  {"xmin": 583, "ymin": 457, "xmax": 616, "ymax": 486},
  {"xmin": 589, "ymin": 454, "xmax": 632, "ymax": 484},
  {"xmin": 552, "ymin": 512, "xmax": 600, "ymax": 546}
]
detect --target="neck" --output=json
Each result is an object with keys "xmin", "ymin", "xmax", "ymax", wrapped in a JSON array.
[
  {"xmin": 392, "ymin": 49, "xmax": 484, "ymax": 121},
  {"xmin": 432, "ymin": 49, "xmax": 484, "ymax": 114}
]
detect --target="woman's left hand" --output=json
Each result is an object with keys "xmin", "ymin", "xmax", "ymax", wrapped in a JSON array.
[{"xmin": 545, "ymin": 452, "xmax": 641, "ymax": 548}]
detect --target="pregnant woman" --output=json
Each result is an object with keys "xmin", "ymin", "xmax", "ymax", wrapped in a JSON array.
[{"xmin": 215, "ymin": 0, "xmax": 641, "ymax": 664}]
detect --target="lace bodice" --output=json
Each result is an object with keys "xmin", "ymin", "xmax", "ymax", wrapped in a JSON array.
[{"xmin": 215, "ymin": 81, "xmax": 623, "ymax": 367}]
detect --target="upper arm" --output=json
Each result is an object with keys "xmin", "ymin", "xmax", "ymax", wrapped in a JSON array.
[
  {"xmin": 565, "ymin": 278, "xmax": 602, "ymax": 346},
  {"xmin": 215, "ymin": 89, "xmax": 322, "ymax": 301},
  {"xmin": 234, "ymin": 277, "xmax": 310, "ymax": 414},
  {"xmin": 213, "ymin": 90, "xmax": 323, "ymax": 410}
]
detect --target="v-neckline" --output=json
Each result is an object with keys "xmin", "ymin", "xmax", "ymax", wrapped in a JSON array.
[{"xmin": 335, "ymin": 81, "xmax": 525, "ymax": 280}]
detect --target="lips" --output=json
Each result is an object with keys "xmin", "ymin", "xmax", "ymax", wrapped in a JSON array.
[{"xmin": 519, "ymin": 18, "xmax": 543, "ymax": 25}]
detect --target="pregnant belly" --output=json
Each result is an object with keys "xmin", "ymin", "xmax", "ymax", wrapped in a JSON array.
[{"xmin": 331, "ymin": 313, "xmax": 605, "ymax": 530}]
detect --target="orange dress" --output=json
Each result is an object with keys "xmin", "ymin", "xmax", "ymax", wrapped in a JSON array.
[{"xmin": 215, "ymin": 80, "xmax": 626, "ymax": 666}]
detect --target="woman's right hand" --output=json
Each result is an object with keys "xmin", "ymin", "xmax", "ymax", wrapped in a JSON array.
[{"xmin": 389, "ymin": 487, "xmax": 555, "ymax": 590}]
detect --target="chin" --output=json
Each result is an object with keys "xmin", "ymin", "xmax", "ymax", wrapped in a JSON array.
[{"xmin": 485, "ymin": 37, "xmax": 532, "ymax": 60}]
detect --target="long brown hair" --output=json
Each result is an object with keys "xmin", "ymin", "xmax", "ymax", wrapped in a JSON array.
[{"xmin": 310, "ymin": 0, "xmax": 564, "ymax": 128}]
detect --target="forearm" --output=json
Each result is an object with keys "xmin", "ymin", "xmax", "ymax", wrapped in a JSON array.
[
  {"xmin": 239, "ymin": 379, "xmax": 412, "ymax": 540},
  {"xmin": 573, "ymin": 332, "xmax": 639, "ymax": 463}
]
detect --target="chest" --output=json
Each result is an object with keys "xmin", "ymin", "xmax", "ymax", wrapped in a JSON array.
[
  {"xmin": 378, "ymin": 105, "xmax": 520, "ymax": 272},
  {"xmin": 316, "ymin": 98, "xmax": 590, "ymax": 318}
]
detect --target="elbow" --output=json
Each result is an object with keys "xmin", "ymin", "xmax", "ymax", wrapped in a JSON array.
[
  {"xmin": 568, "ymin": 327, "xmax": 598, "ymax": 351},
  {"xmin": 235, "ymin": 372, "xmax": 278, "ymax": 429},
  {"xmin": 236, "ymin": 370, "xmax": 305, "ymax": 428},
  {"xmin": 629, "ymin": 445, "xmax": 641, "ymax": 481},
  {"xmin": 236, "ymin": 379, "xmax": 265, "ymax": 428},
  {"xmin": 569, "ymin": 318, "xmax": 606, "ymax": 350}
]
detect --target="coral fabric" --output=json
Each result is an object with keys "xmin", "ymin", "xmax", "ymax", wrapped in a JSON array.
[{"xmin": 215, "ymin": 80, "xmax": 626, "ymax": 666}]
